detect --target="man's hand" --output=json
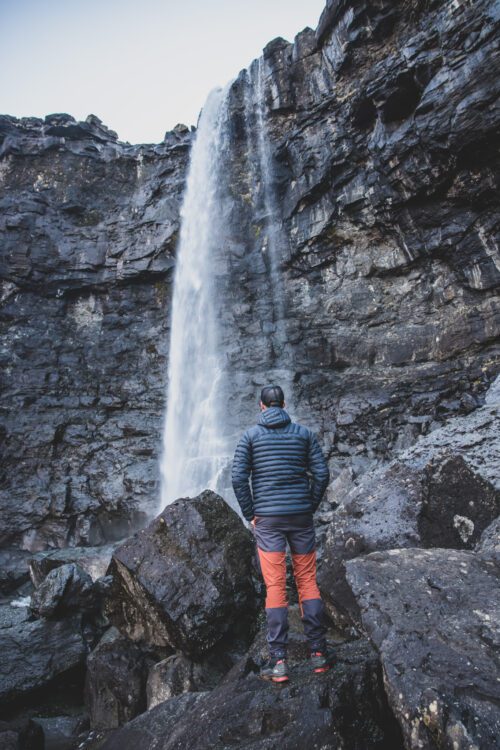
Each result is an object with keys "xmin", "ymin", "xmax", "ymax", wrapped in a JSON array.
[{"xmin": 251, "ymin": 517, "xmax": 256, "ymax": 527}]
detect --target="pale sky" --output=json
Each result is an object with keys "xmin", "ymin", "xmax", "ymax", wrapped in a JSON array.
[{"xmin": 1, "ymin": 0, "xmax": 326, "ymax": 144}]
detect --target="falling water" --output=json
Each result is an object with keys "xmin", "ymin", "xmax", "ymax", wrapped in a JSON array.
[
  {"xmin": 251, "ymin": 58, "xmax": 288, "ymax": 328},
  {"xmin": 159, "ymin": 60, "xmax": 296, "ymax": 512},
  {"xmin": 159, "ymin": 87, "xmax": 232, "ymax": 510},
  {"xmin": 246, "ymin": 59, "xmax": 294, "ymax": 398}
]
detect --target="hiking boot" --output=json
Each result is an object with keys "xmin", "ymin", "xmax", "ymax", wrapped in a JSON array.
[
  {"xmin": 259, "ymin": 657, "xmax": 289, "ymax": 683},
  {"xmin": 310, "ymin": 649, "xmax": 331, "ymax": 674}
]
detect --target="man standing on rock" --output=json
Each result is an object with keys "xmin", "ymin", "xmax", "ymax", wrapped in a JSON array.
[{"xmin": 231, "ymin": 384, "xmax": 331, "ymax": 683}]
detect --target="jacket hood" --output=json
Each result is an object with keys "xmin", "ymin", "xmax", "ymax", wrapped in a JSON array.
[{"xmin": 258, "ymin": 406, "xmax": 291, "ymax": 428}]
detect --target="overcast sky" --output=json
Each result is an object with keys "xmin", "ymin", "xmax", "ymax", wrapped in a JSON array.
[{"xmin": 1, "ymin": 0, "xmax": 326, "ymax": 144}]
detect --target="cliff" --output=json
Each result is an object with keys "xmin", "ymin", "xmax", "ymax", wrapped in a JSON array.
[{"xmin": 1, "ymin": 0, "xmax": 499, "ymax": 552}]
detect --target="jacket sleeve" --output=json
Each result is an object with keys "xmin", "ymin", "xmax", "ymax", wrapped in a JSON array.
[
  {"xmin": 231, "ymin": 431, "xmax": 254, "ymax": 521},
  {"xmin": 307, "ymin": 431, "xmax": 330, "ymax": 511}
]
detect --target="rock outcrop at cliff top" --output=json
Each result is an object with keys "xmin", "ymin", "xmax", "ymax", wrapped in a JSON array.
[
  {"xmin": 1, "ymin": 0, "xmax": 500, "ymax": 551},
  {"xmin": 317, "ymin": 375, "xmax": 500, "ymax": 624},
  {"xmin": 104, "ymin": 491, "xmax": 261, "ymax": 656}
]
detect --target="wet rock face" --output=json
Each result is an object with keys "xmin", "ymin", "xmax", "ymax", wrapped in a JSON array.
[
  {"xmin": 346, "ymin": 548, "xmax": 500, "ymax": 750},
  {"xmin": 1, "ymin": 1, "xmax": 500, "ymax": 552},
  {"xmin": 29, "ymin": 562, "xmax": 96, "ymax": 619},
  {"xmin": 104, "ymin": 491, "xmax": 261, "ymax": 656},
  {"xmin": 0, "ymin": 604, "xmax": 87, "ymax": 709},
  {"xmin": 146, "ymin": 654, "xmax": 204, "ymax": 709},
  {"xmin": 84, "ymin": 627, "xmax": 149, "ymax": 730},
  {"xmin": 0, "ymin": 114, "xmax": 192, "ymax": 551},
  {"xmin": 97, "ymin": 638, "xmax": 403, "ymax": 750},
  {"xmin": 317, "ymin": 381, "xmax": 500, "ymax": 625},
  {"xmin": 217, "ymin": 0, "xmax": 500, "ymax": 467}
]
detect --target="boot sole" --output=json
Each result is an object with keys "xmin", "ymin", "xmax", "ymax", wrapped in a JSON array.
[
  {"xmin": 260, "ymin": 674, "xmax": 289, "ymax": 683},
  {"xmin": 313, "ymin": 665, "xmax": 330, "ymax": 673}
]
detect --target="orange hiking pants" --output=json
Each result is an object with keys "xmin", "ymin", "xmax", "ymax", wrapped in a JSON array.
[{"xmin": 252, "ymin": 513, "xmax": 327, "ymax": 658}]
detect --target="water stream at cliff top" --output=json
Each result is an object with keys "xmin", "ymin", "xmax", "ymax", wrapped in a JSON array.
[{"xmin": 159, "ymin": 87, "xmax": 232, "ymax": 510}]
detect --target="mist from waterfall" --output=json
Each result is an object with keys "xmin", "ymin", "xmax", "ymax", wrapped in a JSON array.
[{"xmin": 159, "ymin": 87, "xmax": 232, "ymax": 510}]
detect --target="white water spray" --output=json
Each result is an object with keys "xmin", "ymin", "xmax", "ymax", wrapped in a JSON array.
[{"xmin": 159, "ymin": 88, "xmax": 231, "ymax": 509}]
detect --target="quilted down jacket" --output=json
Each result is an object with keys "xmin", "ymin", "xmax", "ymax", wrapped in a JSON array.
[{"xmin": 231, "ymin": 406, "xmax": 330, "ymax": 521}]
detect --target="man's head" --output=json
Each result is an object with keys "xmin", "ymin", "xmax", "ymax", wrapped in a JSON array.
[{"xmin": 260, "ymin": 384, "xmax": 285, "ymax": 411}]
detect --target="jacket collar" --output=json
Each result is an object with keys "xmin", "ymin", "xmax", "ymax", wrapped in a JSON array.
[{"xmin": 257, "ymin": 406, "xmax": 291, "ymax": 428}]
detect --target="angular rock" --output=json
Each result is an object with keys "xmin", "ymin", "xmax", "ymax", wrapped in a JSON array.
[
  {"xmin": 318, "ymin": 386, "xmax": 500, "ymax": 625},
  {"xmin": 346, "ymin": 548, "xmax": 500, "ymax": 750},
  {"xmin": 0, "ymin": 608, "xmax": 86, "ymax": 708},
  {"xmin": 105, "ymin": 491, "xmax": 261, "ymax": 657},
  {"xmin": 33, "ymin": 715, "xmax": 86, "ymax": 750},
  {"xmin": 97, "ymin": 637, "xmax": 403, "ymax": 750},
  {"xmin": 84, "ymin": 627, "xmax": 148, "ymax": 730},
  {"xmin": 476, "ymin": 516, "xmax": 500, "ymax": 562},
  {"xmin": 0, "ymin": 719, "xmax": 44, "ymax": 750},
  {"xmin": 29, "ymin": 563, "xmax": 96, "ymax": 619},
  {"xmin": 146, "ymin": 654, "xmax": 204, "ymax": 709},
  {"xmin": 29, "ymin": 544, "xmax": 120, "ymax": 587}
]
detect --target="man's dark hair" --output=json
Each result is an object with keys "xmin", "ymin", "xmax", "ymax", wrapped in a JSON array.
[{"xmin": 261, "ymin": 384, "xmax": 285, "ymax": 407}]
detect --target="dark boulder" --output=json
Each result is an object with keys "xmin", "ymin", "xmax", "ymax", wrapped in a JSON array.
[
  {"xmin": 318, "ymin": 386, "xmax": 500, "ymax": 626},
  {"xmin": 33, "ymin": 715, "xmax": 86, "ymax": 750},
  {"xmin": 0, "ymin": 718, "xmax": 44, "ymax": 750},
  {"xmin": 105, "ymin": 491, "xmax": 261, "ymax": 657},
  {"xmin": 346, "ymin": 548, "xmax": 500, "ymax": 749},
  {"xmin": 97, "ymin": 635, "xmax": 403, "ymax": 750},
  {"xmin": 477, "ymin": 516, "xmax": 500, "ymax": 561},
  {"xmin": 146, "ymin": 654, "xmax": 205, "ymax": 709},
  {"xmin": 0, "ymin": 606, "xmax": 86, "ymax": 708},
  {"xmin": 29, "ymin": 544, "xmax": 119, "ymax": 588},
  {"xmin": 84, "ymin": 627, "xmax": 149, "ymax": 730},
  {"xmin": 29, "ymin": 563, "xmax": 96, "ymax": 619}
]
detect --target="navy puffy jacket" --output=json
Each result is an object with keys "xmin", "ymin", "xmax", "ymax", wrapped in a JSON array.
[{"xmin": 231, "ymin": 407, "xmax": 330, "ymax": 521}]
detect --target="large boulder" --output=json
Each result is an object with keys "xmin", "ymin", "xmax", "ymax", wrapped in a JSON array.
[
  {"xmin": 0, "ymin": 604, "xmax": 86, "ymax": 708},
  {"xmin": 29, "ymin": 563, "xmax": 96, "ymax": 619},
  {"xmin": 318, "ymin": 384, "xmax": 500, "ymax": 625},
  {"xmin": 32, "ymin": 715, "xmax": 86, "ymax": 750},
  {"xmin": 476, "ymin": 516, "xmax": 500, "ymax": 562},
  {"xmin": 96, "ymin": 635, "xmax": 403, "ymax": 750},
  {"xmin": 84, "ymin": 627, "xmax": 149, "ymax": 730},
  {"xmin": 146, "ymin": 654, "xmax": 205, "ymax": 710},
  {"xmin": 104, "ymin": 491, "xmax": 261, "ymax": 657},
  {"xmin": 0, "ymin": 718, "xmax": 44, "ymax": 750},
  {"xmin": 346, "ymin": 548, "xmax": 500, "ymax": 750},
  {"xmin": 29, "ymin": 543, "xmax": 120, "ymax": 587}
]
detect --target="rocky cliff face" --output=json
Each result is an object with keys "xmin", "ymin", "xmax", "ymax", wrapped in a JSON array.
[
  {"xmin": 217, "ymin": 0, "xmax": 500, "ymax": 465},
  {"xmin": 0, "ymin": 115, "xmax": 192, "ymax": 549},
  {"xmin": 1, "ymin": 0, "xmax": 500, "ymax": 549}
]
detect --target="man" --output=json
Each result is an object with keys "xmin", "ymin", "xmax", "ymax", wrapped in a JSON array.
[{"xmin": 231, "ymin": 384, "xmax": 331, "ymax": 684}]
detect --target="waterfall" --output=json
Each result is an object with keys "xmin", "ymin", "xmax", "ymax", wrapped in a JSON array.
[
  {"xmin": 251, "ymin": 58, "xmax": 287, "ymax": 329},
  {"xmin": 159, "ymin": 60, "xmax": 295, "ymax": 513},
  {"xmin": 159, "ymin": 87, "xmax": 232, "ymax": 510}
]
